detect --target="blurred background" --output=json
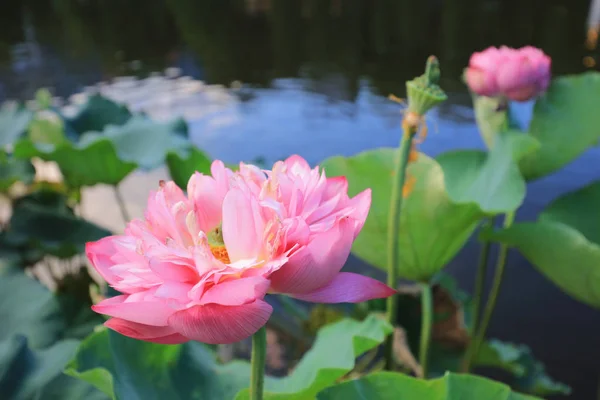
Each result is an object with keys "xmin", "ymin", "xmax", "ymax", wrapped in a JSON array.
[{"xmin": 0, "ymin": 0, "xmax": 599, "ymax": 398}]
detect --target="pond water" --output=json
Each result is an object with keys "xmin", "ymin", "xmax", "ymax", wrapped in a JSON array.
[{"xmin": 1, "ymin": 1, "xmax": 599, "ymax": 398}]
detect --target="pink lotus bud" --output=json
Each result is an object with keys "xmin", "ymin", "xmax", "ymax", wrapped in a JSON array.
[{"xmin": 466, "ymin": 46, "xmax": 551, "ymax": 102}]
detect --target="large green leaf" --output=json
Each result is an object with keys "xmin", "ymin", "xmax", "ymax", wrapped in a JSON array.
[
  {"xmin": 65, "ymin": 94, "xmax": 132, "ymax": 138},
  {"xmin": 65, "ymin": 328, "xmax": 252, "ymax": 400},
  {"xmin": 486, "ymin": 220, "xmax": 600, "ymax": 308},
  {"xmin": 317, "ymin": 371, "xmax": 541, "ymax": 399},
  {"xmin": 540, "ymin": 181, "xmax": 600, "ymax": 245},
  {"xmin": 13, "ymin": 137, "xmax": 137, "ymax": 188},
  {"xmin": 0, "ymin": 335, "xmax": 105, "ymax": 400},
  {"xmin": 0, "ymin": 264, "xmax": 106, "ymax": 399},
  {"xmin": 93, "ymin": 116, "xmax": 191, "ymax": 170},
  {"xmin": 0, "ymin": 151, "xmax": 35, "ymax": 192},
  {"xmin": 0, "ymin": 262, "xmax": 102, "ymax": 344},
  {"xmin": 236, "ymin": 314, "xmax": 392, "ymax": 400},
  {"xmin": 321, "ymin": 149, "xmax": 484, "ymax": 281},
  {"xmin": 437, "ymin": 130, "xmax": 539, "ymax": 214},
  {"xmin": 0, "ymin": 335, "xmax": 77, "ymax": 400},
  {"xmin": 0, "ymin": 103, "xmax": 33, "ymax": 146},
  {"xmin": 3, "ymin": 189, "xmax": 111, "ymax": 258},
  {"xmin": 519, "ymin": 72, "xmax": 600, "ymax": 180},
  {"xmin": 166, "ymin": 146, "xmax": 212, "ymax": 189},
  {"xmin": 484, "ymin": 181, "xmax": 600, "ymax": 308},
  {"xmin": 28, "ymin": 114, "xmax": 68, "ymax": 145},
  {"xmin": 0, "ymin": 265, "xmax": 66, "ymax": 348}
]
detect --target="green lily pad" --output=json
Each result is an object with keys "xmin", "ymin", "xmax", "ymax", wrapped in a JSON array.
[
  {"xmin": 0, "ymin": 335, "xmax": 105, "ymax": 400},
  {"xmin": 317, "ymin": 371, "xmax": 541, "ymax": 399},
  {"xmin": 93, "ymin": 115, "xmax": 191, "ymax": 170},
  {"xmin": 3, "ymin": 189, "xmax": 111, "ymax": 259},
  {"xmin": 321, "ymin": 149, "xmax": 484, "ymax": 281},
  {"xmin": 519, "ymin": 72, "xmax": 600, "ymax": 180},
  {"xmin": 66, "ymin": 327, "xmax": 253, "ymax": 400},
  {"xmin": 0, "ymin": 263, "xmax": 106, "ymax": 400},
  {"xmin": 513, "ymin": 349, "xmax": 572, "ymax": 397},
  {"xmin": 540, "ymin": 181, "xmax": 600, "ymax": 245},
  {"xmin": 0, "ymin": 265, "xmax": 66, "ymax": 348},
  {"xmin": 437, "ymin": 130, "xmax": 538, "ymax": 214},
  {"xmin": 484, "ymin": 181, "xmax": 600, "ymax": 308},
  {"xmin": 0, "ymin": 150, "xmax": 35, "ymax": 192},
  {"xmin": 65, "ymin": 94, "xmax": 131, "ymax": 138},
  {"xmin": 28, "ymin": 113, "xmax": 68, "ymax": 145},
  {"xmin": 0, "ymin": 103, "xmax": 33, "ymax": 146},
  {"xmin": 236, "ymin": 314, "xmax": 392, "ymax": 399},
  {"xmin": 166, "ymin": 146, "xmax": 212, "ymax": 189},
  {"xmin": 13, "ymin": 136, "xmax": 137, "ymax": 188}
]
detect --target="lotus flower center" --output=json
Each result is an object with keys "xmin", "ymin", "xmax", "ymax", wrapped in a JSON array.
[
  {"xmin": 210, "ymin": 245, "xmax": 230, "ymax": 264},
  {"xmin": 207, "ymin": 224, "xmax": 230, "ymax": 264}
]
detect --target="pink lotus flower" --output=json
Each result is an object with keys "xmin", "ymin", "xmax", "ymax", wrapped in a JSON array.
[
  {"xmin": 87, "ymin": 156, "xmax": 395, "ymax": 345},
  {"xmin": 465, "ymin": 46, "xmax": 551, "ymax": 102}
]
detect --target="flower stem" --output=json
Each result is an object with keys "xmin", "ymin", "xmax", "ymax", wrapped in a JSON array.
[
  {"xmin": 471, "ymin": 218, "xmax": 495, "ymax": 335},
  {"xmin": 112, "ymin": 185, "xmax": 131, "ymax": 226},
  {"xmin": 464, "ymin": 211, "xmax": 515, "ymax": 372},
  {"xmin": 461, "ymin": 218, "xmax": 493, "ymax": 372},
  {"xmin": 250, "ymin": 326, "xmax": 267, "ymax": 400},
  {"xmin": 384, "ymin": 122, "xmax": 417, "ymax": 370},
  {"xmin": 419, "ymin": 282, "xmax": 433, "ymax": 378}
]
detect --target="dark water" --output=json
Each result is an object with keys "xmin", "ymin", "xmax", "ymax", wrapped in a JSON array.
[{"xmin": 1, "ymin": 0, "xmax": 599, "ymax": 398}]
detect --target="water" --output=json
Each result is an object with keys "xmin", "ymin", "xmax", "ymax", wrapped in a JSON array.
[{"xmin": 1, "ymin": 0, "xmax": 599, "ymax": 398}]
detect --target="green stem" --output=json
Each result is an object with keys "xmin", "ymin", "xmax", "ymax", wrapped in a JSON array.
[
  {"xmin": 471, "ymin": 225, "xmax": 492, "ymax": 336},
  {"xmin": 384, "ymin": 125, "xmax": 416, "ymax": 370},
  {"xmin": 419, "ymin": 282, "xmax": 433, "ymax": 378},
  {"xmin": 250, "ymin": 326, "xmax": 267, "ymax": 400},
  {"xmin": 461, "ymin": 218, "xmax": 493, "ymax": 372},
  {"xmin": 112, "ymin": 185, "xmax": 131, "ymax": 226},
  {"xmin": 465, "ymin": 211, "xmax": 515, "ymax": 371}
]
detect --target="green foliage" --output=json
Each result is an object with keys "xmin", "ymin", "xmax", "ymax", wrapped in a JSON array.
[
  {"xmin": 66, "ymin": 315, "xmax": 391, "ymax": 400},
  {"xmin": 317, "ymin": 371, "xmax": 541, "ymax": 399},
  {"xmin": 0, "ymin": 335, "xmax": 83, "ymax": 400},
  {"xmin": 14, "ymin": 137, "xmax": 137, "ymax": 188},
  {"xmin": 166, "ymin": 146, "xmax": 212, "ymax": 189},
  {"xmin": 0, "ymin": 103, "xmax": 33, "ymax": 146},
  {"xmin": 100, "ymin": 116, "xmax": 190, "ymax": 170},
  {"xmin": 0, "ymin": 151, "xmax": 35, "ymax": 192},
  {"xmin": 0, "ymin": 264, "xmax": 106, "ymax": 399},
  {"xmin": 35, "ymin": 88, "xmax": 53, "ymax": 110},
  {"xmin": 0, "ymin": 265, "xmax": 67, "ymax": 348},
  {"xmin": 3, "ymin": 189, "xmax": 111, "ymax": 259},
  {"xmin": 65, "ymin": 94, "xmax": 132, "ymax": 138},
  {"xmin": 236, "ymin": 314, "xmax": 392, "ymax": 399},
  {"xmin": 519, "ymin": 72, "xmax": 600, "ymax": 180},
  {"xmin": 321, "ymin": 137, "xmax": 534, "ymax": 282},
  {"xmin": 393, "ymin": 273, "xmax": 569, "ymax": 396},
  {"xmin": 66, "ymin": 328, "xmax": 252, "ymax": 400},
  {"xmin": 484, "ymin": 181, "xmax": 600, "ymax": 308},
  {"xmin": 27, "ymin": 114, "xmax": 68, "ymax": 145},
  {"xmin": 321, "ymin": 149, "xmax": 484, "ymax": 281},
  {"xmin": 437, "ymin": 130, "xmax": 539, "ymax": 214}
]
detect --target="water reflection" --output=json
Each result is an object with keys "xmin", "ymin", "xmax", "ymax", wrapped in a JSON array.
[{"xmin": 0, "ymin": 0, "xmax": 596, "ymax": 102}]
